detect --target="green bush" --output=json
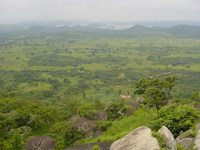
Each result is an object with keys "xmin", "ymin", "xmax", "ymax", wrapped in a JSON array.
[
  {"xmin": 95, "ymin": 121, "xmax": 112, "ymax": 131},
  {"xmin": 92, "ymin": 144, "xmax": 100, "ymax": 150},
  {"xmin": 151, "ymin": 104, "xmax": 200, "ymax": 137},
  {"xmin": 105, "ymin": 101, "xmax": 125, "ymax": 120},
  {"xmin": 50, "ymin": 121, "xmax": 84, "ymax": 149},
  {"xmin": 152, "ymin": 131, "xmax": 166, "ymax": 149}
]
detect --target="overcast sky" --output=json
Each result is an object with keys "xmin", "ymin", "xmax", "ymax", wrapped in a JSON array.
[{"xmin": 0, "ymin": 0, "xmax": 200, "ymax": 23}]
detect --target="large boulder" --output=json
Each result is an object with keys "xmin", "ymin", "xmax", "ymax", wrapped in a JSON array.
[
  {"xmin": 110, "ymin": 126, "xmax": 160, "ymax": 150},
  {"xmin": 62, "ymin": 141, "xmax": 112, "ymax": 150},
  {"xmin": 158, "ymin": 126, "xmax": 177, "ymax": 150},
  {"xmin": 91, "ymin": 111, "xmax": 108, "ymax": 121},
  {"xmin": 176, "ymin": 129, "xmax": 194, "ymax": 142},
  {"xmin": 26, "ymin": 136, "xmax": 56, "ymax": 150},
  {"xmin": 69, "ymin": 115, "xmax": 95, "ymax": 136},
  {"xmin": 177, "ymin": 138, "xmax": 194, "ymax": 150},
  {"xmin": 194, "ymin": 130, "xmax": 200, "ymax": 150}
]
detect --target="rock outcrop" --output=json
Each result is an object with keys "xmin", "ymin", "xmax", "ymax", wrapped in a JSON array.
[
  {"xmin": 194, "ymin": 129, "xmax": 200, "ymax": 150},
  {"xmin": 124, "ymin": 108, "xmax": 134, "ymax": 116},
  {"xmin": 177, "ymin": 138, "xmax": 194, "ymax": 149},
  {"xmin": 26, "ymin": 136, "xmax": 56, "ymax": 150},
  {"xmin": 125, "ymin": 101, "xmax": 140, "ymax": 110},
  {"xmin": 176, "ymin": 129, "xmax": 194, "ymax": 141},
  {"xmin": 69, "ymin": 115, "xmax": 95, "ymax": 137},
  {"xmin": 136, "ymin": 97, "xmax": 144, "ymax": 104},
  {"xmin": 158, "ymin": 126, "xmax": 177, "ymax": 150},
  {"xmin": 91, "ymin": 111, "xmax": 108, "ymax": 121},
  {"xmin": 110, "ymin": 126, "xmax": 160, "ymax": 150}
]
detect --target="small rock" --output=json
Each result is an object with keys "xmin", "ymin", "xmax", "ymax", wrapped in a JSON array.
[
  {"xmin": 110, "ymin": 126, "xmax": 160, "ymax": 150},
  {"xmin": 124, "ymin": 108, "xmax": 134, "ymax": 116},
  {"xmin": 26, "ymin": 136, "xmax": 56, "ymax": 150},
  {"xmin": 158, "ymin": 126, "xmax": 177, "ymax": 150},
  {"xmin": 177, "ymin": 138, "xmax": 194, "ymax": 149},
  {"xmin": 136, "ymin": 97, "xmax": 144, "ymax": 104}
]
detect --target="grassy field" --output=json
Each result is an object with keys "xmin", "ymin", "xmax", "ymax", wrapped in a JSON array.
[{"xmin": 0, "ymin": 33, "xmax": 200, "ymax": 103}]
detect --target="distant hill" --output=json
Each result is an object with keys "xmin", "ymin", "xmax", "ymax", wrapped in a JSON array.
[
  {"xmin": 0, "ymin": 22, "xmax": 200, "ymax": 38},
  {"xmin": 125, "ymin": 24, "xmax": 200, "ymax": 38},
  {"xmin": 167, "ymin": 25, "xmax": 200, "ymax": 38}
]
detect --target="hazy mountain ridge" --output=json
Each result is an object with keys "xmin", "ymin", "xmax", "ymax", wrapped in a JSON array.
[{"xmin": 1, "ymin": 22, "xmax": 200, "ymax": 38}]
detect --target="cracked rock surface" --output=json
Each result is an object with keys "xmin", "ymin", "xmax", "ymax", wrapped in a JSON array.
[{"xmin": 26, "ymin": 136, "xmax": 56, "ymax": 150}]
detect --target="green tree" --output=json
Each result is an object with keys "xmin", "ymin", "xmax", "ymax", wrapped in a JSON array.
[{"xmin": 134, "ymin": 76, "xmax": 177, "ymax": 110}]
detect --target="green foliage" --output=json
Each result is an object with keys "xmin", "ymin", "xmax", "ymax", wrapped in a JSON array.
[
  {"xmin": 10, "ymin": 126, "xmax": 32, "ymax": 150},
  {"xmin": 86, "ymin": 108, "xmax": 156, "ymax": 142},
  {"xmin": 95, "ymin": 121, "xmax": 112, "ymax": 131},
  {"xmin": 176, "ymin": 144, "xmax": 184, "ymax": 150},
  {"xmin": 92, "ymin": 144, "xmax": 100, "ymax": 150},
  {"xmin": 1, "ymin": 24, "xmax": 200, "ymax": 149},
  {"xmin": 105, "ymin": 101, "xmax": 125, "ymax": 120},
  {"xmin": 145, "ymin": 87, "xmax": 166, "ymax": 110},
  {"xmin": 191, "ymin": 91, "xmax": 200, "ymax": 102},
  {"xmin": 50, "ymin": 121, "xmax": 84, "ymax": 149},
  {"xmin": 152, "ymin": 131, "xmax": 166, "ymax": 149},
  {"xmin": 151, "ymin": 104, "xmax": 200, "ymax": 137},
  {"xmin": 135, "ymin": 76, "xmax": 177, "ymax": 110}
]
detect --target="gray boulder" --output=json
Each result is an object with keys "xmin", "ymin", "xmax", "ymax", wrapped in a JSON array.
[
  {"xmin": 176, "ymin": 129, "xmax": 194, "ymax": 142},
  {"xmin": 26, "ymin": 136, "xmax": 56, "ymax": 150},
  {"xmin": 194, "ymin": 130, "xmax": 200, "ymax": 150},
  {"xmin": 124, "ymin": 108, "xmax": 134, "ymax": 116},
  {"xmin": 110, "ymin": 126, "xmax": 160, "ymax": 150},
  {"xmin": 177, "ymin": 138, "xmax": 194, "ymax": 150},
  {"xmin": 136, "ymin": 97, "xmax": 144, "ymax": 104},
  {"xmin": 158, "ymin": 126, "xmax": 177, "ymax": 150},
  {"xmin": 195, "ymin": 103, "xmax": 200, "ymax": 110},
  {"xmin": 91, "ymin": 111, "xmax": 108, "ymax": 121},
  {"xmin": 196, "ymin": 123, "xmax": 200, "ymax": 131},
  {"xmin": 69, "ymin": 115, "xmax": 95, "ymax": 137},
  {"xmin": 125, "ymin": 101, "xmax": 140, "ymax": 110}
]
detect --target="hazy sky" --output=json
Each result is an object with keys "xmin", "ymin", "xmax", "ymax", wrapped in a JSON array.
[{"xmin": 0, "ymin": 0, "xmax": 200, "ymax": 23}]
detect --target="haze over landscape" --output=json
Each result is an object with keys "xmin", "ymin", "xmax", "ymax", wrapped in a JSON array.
[{"xmin": 0, "ymin": 0, "xmax": 200, "ymax": 23}]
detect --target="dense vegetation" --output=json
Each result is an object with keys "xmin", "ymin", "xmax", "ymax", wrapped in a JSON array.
[{"xmin": 0, "ymin": 23, "xmax": 200, "ymax": 149}]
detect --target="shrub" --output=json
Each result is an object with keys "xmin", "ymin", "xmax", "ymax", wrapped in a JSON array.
[
  {"xmin": 50, "ymin": 121, "xmax": 84, "ymax": 149},
  {"xmin": 92, "ymin": 144, "xmax": 100, "ymax": 150},
  {"xmin": 151, "ymin": 104, "xmax": 200, "ymax": 137},
  {"xmin": 95, "ymin": 121, "xmax": 112, "ymax": 131},
  {"xmin": 152, "ymin": 131, "xmax": 166, "ymax": 149}
]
